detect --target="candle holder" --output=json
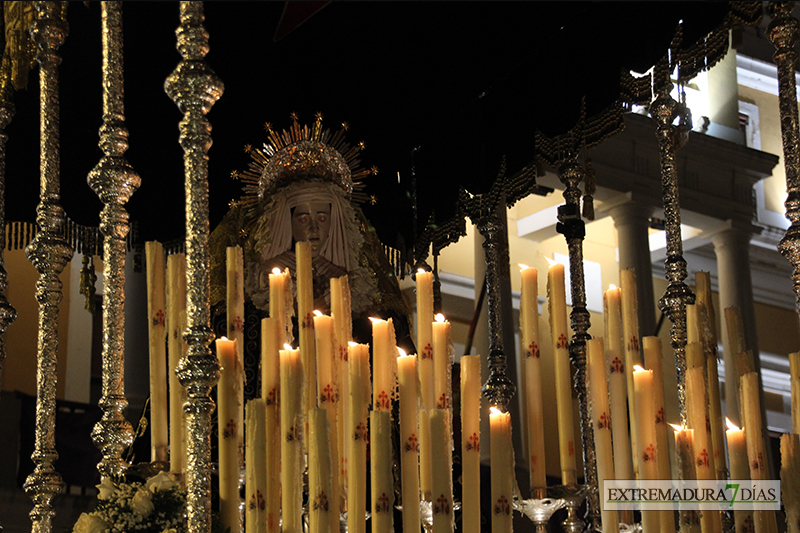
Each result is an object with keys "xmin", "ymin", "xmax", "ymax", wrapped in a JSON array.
[
  {"xmin": 418, "ymin": 499, "xmax": 461, "ymax": 533},
  {"xmin": 619, "ymin": 522, "xmax": 642, "ymax": 532},
  {"xmin": 556, "ymin": 484, "xmax": 592, "ymax": 533},
  {"xmin": 513, "ymin": 492, "xmax": 568, "ymax": 532},
  {"xmin": 556, "ymin": 158, "xmax": 600, "ymax": 530}
]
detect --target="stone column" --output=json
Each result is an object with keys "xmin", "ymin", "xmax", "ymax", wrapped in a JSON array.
[
  {"xmin": 712, "ymin": 226, "xmax": 774, "ymax": 476},
  {"xmin": 609, "ymin": 201, "xmax": 658, "ymax": 338}
]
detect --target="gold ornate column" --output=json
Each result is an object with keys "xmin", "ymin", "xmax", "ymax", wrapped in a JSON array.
[
  {"xmin": 88, "ymin": 0, "xmax": 139, "ymax": 480},
  {"xmin": 766, "ymin": 2, "xmax": 800, "ymax": 310},
  {"xmin": 650, "ymin": 82, "xmax": 695, "ymax": 419},
  {"xmin": 23, "ymin": 3, "xmax": 73, "ymax": 533},
  {"xmin": 0, "ymin": 66, "xmax": 19, "ymax": 391},
  {"xmin": 164, "ymin": 3, "xmax": 224, "ymax": 532}
]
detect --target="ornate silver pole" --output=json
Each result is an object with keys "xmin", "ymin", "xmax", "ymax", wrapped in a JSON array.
[
  {"xmin": 766, "ymin": 2, "xmax": 800, "ymax": 310},
  {"xmin": 555, "ymin": 158, "xmax": 599, "ymax": 532},
  {"xmin": 165, "ymin": 3, "xmax": 223, "ymax": 532},
  {"xmin": 476, "ymin": 209, "xmax": 516, "ymax": 411},
  {"xmin": 88, "ymin": 0, "xmax": 139, "ymax": 480},
  {"xmin": 0, "ymin": 73, "xmax": 19, "ymax": 391},
  {"xmin": 650, "ymin": 84, "xmax": 695, "ymax": 420},
  {"xmin": 23, "ymin": 3, "xmax": 73, "ymax": 533}
]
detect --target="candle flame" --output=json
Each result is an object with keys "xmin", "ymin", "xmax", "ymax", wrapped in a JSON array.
[
  {"xmin": 348, "ymin": 341, "xmax": 359, "ymax": 347},
  {"xmin": 417, "ymin": 268, "xmax": 427, "ymax": 274},
  {"xmin": 545, "ymin": 257, "xmax": 557, "ymax": 266},
  {"xmin": 435, "ymin": 313, "xmax": 446, "ymax": 323},
  {"xmin": 313, "ymin": 310, "xmax": 323, "ymax": 317},
  {"xmin": 633, "ymin": 364, "xmax": 646, "ymax": 372},
  {"xmin": 368, "ymin": 317, "xmax": 382, "ymax": 324},
  {"xmin": 397, "ymin": 347, "xmax": 407, "ymax": 357},
  {"xmin": 220, "ymin": 336, "xmax": 229, "ymax": 341},
  {"xmin": 669, "ymin": 423, "xmax": 683, "ymax": 432},
  {"xmin": 489, "ymin": 406, "xmax": 503, "ymax": 416},
  {"xmin": 272, "ymin": 267, "xmax": 282, "ymax": 275},
  {"xmin": 519, "ymin": 263, "xmax": 529, "ymax": 270},
  {"xmin": 283, "ymin": 343, "xmax": 293, "ymax": 351},
  {"xmin": 726, "ymin": 418, "xmax": 741, "ymax": 431},
  {"xmin": 609, "ymin": 284, "xmax": 617, "ymax": 290}
]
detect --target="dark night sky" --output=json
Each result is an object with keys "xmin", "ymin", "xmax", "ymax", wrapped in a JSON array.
[{"xmin": 3, "ymin": 1, "xmax": 732, "ymax": 249}]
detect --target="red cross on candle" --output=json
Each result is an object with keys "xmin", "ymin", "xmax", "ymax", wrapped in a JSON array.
[
  {"xmin": 628, "ymin": 336, "xmax": 639, "ymax": 352},
  {"xmin": 697, "ymin": 448, "xmax": 709, "ymax": 467},
  {"xmin": 644, "ymin": 443, "xmax": 655, "ymax": 462},
  {"xmin": 287, "ymin": 425, "xmax": 301, "ymax": 443},
  {"xmin": 377, "ymin": 390, "xmax": 390, "ymax": 410},
  {"xmin": 223, "ymin": 419, "xmax": 237, "ymax": 439},
  {"xmin": 405, "ymin": 433, "xmax": 419, "ymax": 452},
  {"xmin": 610, "ymin": 357, "xmax": 624, "ymax": 374},
  {"xmin": 339, "ymin": 345, "xmax": 348, "ymax": 361},
  {"xmin": 557, "ymin": 333, "xmax": 568, "ymax": 349},
  {"xmin": 302, "ymin": 312, "xmax": 313, "ymax": 329},
  {"xmin": 655, "ymin": 407, "xmax": 665, "ymax": 425},
  {"xmin": 743, "ymin": 515, "xmax": 754, "ymax": 533},
  {"xmin": 466, "ymin": 432, "xmax": 480, "ymax": 452},
  {"xmin": 265, "ymin": 387, "xmax": 277, "ymax": 406},
  {"xmin": 599, "ymin": 412, "xmax": 611, "ymax": 430},
  {"xmin": 531, "ymin": 454, "xmax": 537, "ymax": 467},
  {"xmin": 437, "ymin": 392, "xmax": 448, "ymax": 409},
  {"xmin": 752, "ymin": 452, "xmax": 763, "ymax": 471},
  {"xmin": 230, "ymin": 315, "xmax": 244, "ymax": 333},
  {"xmin": 421, "ymin": 343, "xmax": 432, "ymax": 360},
  {"xmin": 153, "ymin": 309, "xmax": 165, "ymax": 327},
  {"xmin": 568, "ymin": 441, "xmax": 574, "ymax": 457},
  {"xmin": 354, "ymin": 422, "xmax": 368, "ymax": 441},
  {"xmin": 527, "ymin": 341, "xmax": 540, "ymax": 358},
  {"xmin": 434, "ymin": 494, "xmax": 451, "ymax": 515},
  {"xmin": 313, "ymin": 491, "xmax": 329, "ymax": 511},
  {"xmin": 256, "ymin": 490, "xmax": 265, "ymax": 510},
  {"xmin": 376, "ymin": 492, "xmax": 391, "ymax": 513},
  {"xmin": 494, "ymin": 495, "xmax": 511, "ymax": 515},
  {"xmin": 321, "ymin": 383, "xmax": 336, "ymax": 403}
]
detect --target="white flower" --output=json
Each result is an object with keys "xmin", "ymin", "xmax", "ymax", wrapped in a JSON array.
[
  {"xmin": 130, "ymin": 488, "xmax": 154, "ymax": 517},
  {"xmin": 95, "ymin": 477, "xmax": 118, "ymax": 501},
  {"xmin": 146, "ymin": 470, "xmax": 179, "ymax": 493},
  {"xmin": 73, "ymin": 513, "xmax": 108, "ymax": 533}
]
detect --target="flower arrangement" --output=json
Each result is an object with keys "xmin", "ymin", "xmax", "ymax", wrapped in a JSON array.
[{"xmin": 72, "ymin": 471, "xmax": 187, "ymax": 533}]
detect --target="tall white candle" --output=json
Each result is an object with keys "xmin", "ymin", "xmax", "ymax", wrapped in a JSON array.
[
  {"xmin": 519, "ymin": 264, "xmax": 546, "ymax": 491},
  {"xmin": 604, "ymin": 285, "xmax": 634, "ymax": 483},
  {"xmin": 371, "ymin": 410, "xmax": 394, "ymax": 532},
  {"xmin": 166, "ymin": 253, "xmax": 187, "ymax": 474},
  {"xmin": 280, "ymin": 345, "xmax": 304, "ymax": 533},
  {"xmin": 397, "ymin": 352, "xmax": 421, "ymax": 532},
  {"xmin": 296, "ymin": 241, "xmax": 317, "ymax": 423},
  {"xmin": 620, "ymin": 268, "xmax": 641, "ymax": 477},
  {"xmin": 780, "ymin": 433, "xmax": 800, "ymax": 533},
  {"xmin": 330, "ymin": 274, "xmax": 351, "ymax": 503},
  {"xmin": 314, "ymin": 311, "xmax": 340, "ymax": 518},
  {"xmin": 490, "ymin": 407, "xmax": 514, "ymax": 532},
  {"xmin": 260, "ymin": 318, "xmax": 281, "ymax": 532},
  {"xmin": 727, "ymin": 418, "xmax": 754, "ymax": 533},
  {"xmin": 548, "ymin": 261, "xmax": 576, "ymax": 485},
  {"xmin": 145, "ymin": 241, "xmax": 168, "ymax": 462},
  {"xmin": 216, "ymin": 337, "xmax": 243, "ymax": 533},
  {"xmin": 791, "ymin": 352, "xmax": 800, "ymax": 434},
  {"xmin": 347, "ymin": 343, "xmax": 370, "ymax": 533},
  {"xmin": 370, "ymin": 317, "xmax": 397, "ymax": 411},
  {"xmin": 460, "ymin": 355, "xmax": 481, "ymax": 533},
  {"xmin": 431, "ymin": 408, "xmax": 454, "ymax": 533},
  {"xmin": 632, "ymin": 365, "xmax": 659, "ymax": 533},
  {"xmin": 416, "ymin": 269, "xmax": 435, "ymax": 499},
  {"xmin": 245, "ymin": 398, "xmax": 267, "ymax": 533},
  {"xmin": 269, "ymin": 267, "xmax": 293, "ymax": 345},
  {"xmin": 308, "ymin": 406, "xmax": 334, "ymax": 533}
]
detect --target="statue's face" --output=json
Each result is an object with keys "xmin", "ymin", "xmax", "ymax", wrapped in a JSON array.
[{"xmin": 292, "ymin": 202, "xmax": 331, "ymax": 257}]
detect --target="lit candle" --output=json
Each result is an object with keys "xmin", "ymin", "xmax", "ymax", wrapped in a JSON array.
[
  {"xmin": 548, "ymin": 260, "xmax": 576, "ymax": 485},
  {"xmin": 604, "ymin": 285, "xmax": 634, "ymax": 483},
  {"xmin": 432, "ymin": 313, "xmax": 452, "ymax": 410},
  {"xmin": 490, "ymin": 407, "xmax": 513, "ymax": 532},
  {"xmin": 431, "ymin": 408, "xmax": 454, "ymax": 533},
  {"xmin": 642, "ymin": 337, "xmax": 675, "ymax": 532},
  {"xmin": 672, "ymin": 424, "xmax": 700, "ymax": 532},
  {"xmin": 397, "ymin": 351, "xmax": 421, "ymax": 532},
  {"xmin": 245, "ymin": 398, "xmax": 267, "ymax": 533},
  {"xmin": 416, "ymin": 269, "xmax": 435, "ymax": 499},
  {"xmin": 347, "ymin": 342, "xmax": 370, "ymax": 533},
  {"xmin": 620, "ymin": 268, "xmax": 641, "ymax": 477},
  {"xmin": 790, "ymin": 351, "xmax": 800, "ymax": 434},
  {"xmin": 145, "ymin": 241, "xmax": 168, "ymax": 462},
  {"xmin": 370, "ymin": 317, "xmax": 397, "ymax": 411},
  {"xmin": 726, "ymin": 418, "xmax": 754, "ymax": 533},
  {"xmin": 371, "ymin": 409, "xmax": 394, "ymax": 532},
  {"xmin": 780, "ymin": 433, "xmax": 800, "ymax": 533},
  {"xmin": 166, "ymin": 252, "xmax": 187, "ymax": 474},
  {"xmin": 269, "ymin": 267, "xmax": 293, "ymax": 345},
  {"xmin": 587, "ymin": 338, "xmax": 618, "ymax": 533},
  {"xmin": 313, "ymin": 311, "xmax": 340, "ymax": 517},
  {"xmin": 216, "ymin": 337, "xmax": 243, "ymax": 533},
  {"xmin": 280, "ymin": 344, "xmax": 304, "ymax": 533},
  {"xmin": 632, "ymin": 364, "xmax": 659, "ymax": 532},
  {"xmin": 460, "ymin": 355, "xmax": 481, "ymax": 533},
  {"xmin": 695, "ymin": 272, "xmax": 725, "ymax": 480},
  {"xmin": 295, "ymin": 241, "xmax": 317, "ymax": 423},
  {"xmin": 261, "ymin": 318, "xmax": 281, "ymax": 532},
  {"xmin": 330, "ymin": 274, "xmax": 352, "ymax": 502},
  {"xmin": 519, "ymin": 264, "xmax": 545, "ymax": 492},
  {"xmin": 308, "ymin": 406, "xmax": 334, "ymax": 533}
]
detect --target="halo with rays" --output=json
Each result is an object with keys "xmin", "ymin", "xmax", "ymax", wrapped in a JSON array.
[{"xmin": 232, "ymin": 113, "xmax": 377, "ymax": 210}]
